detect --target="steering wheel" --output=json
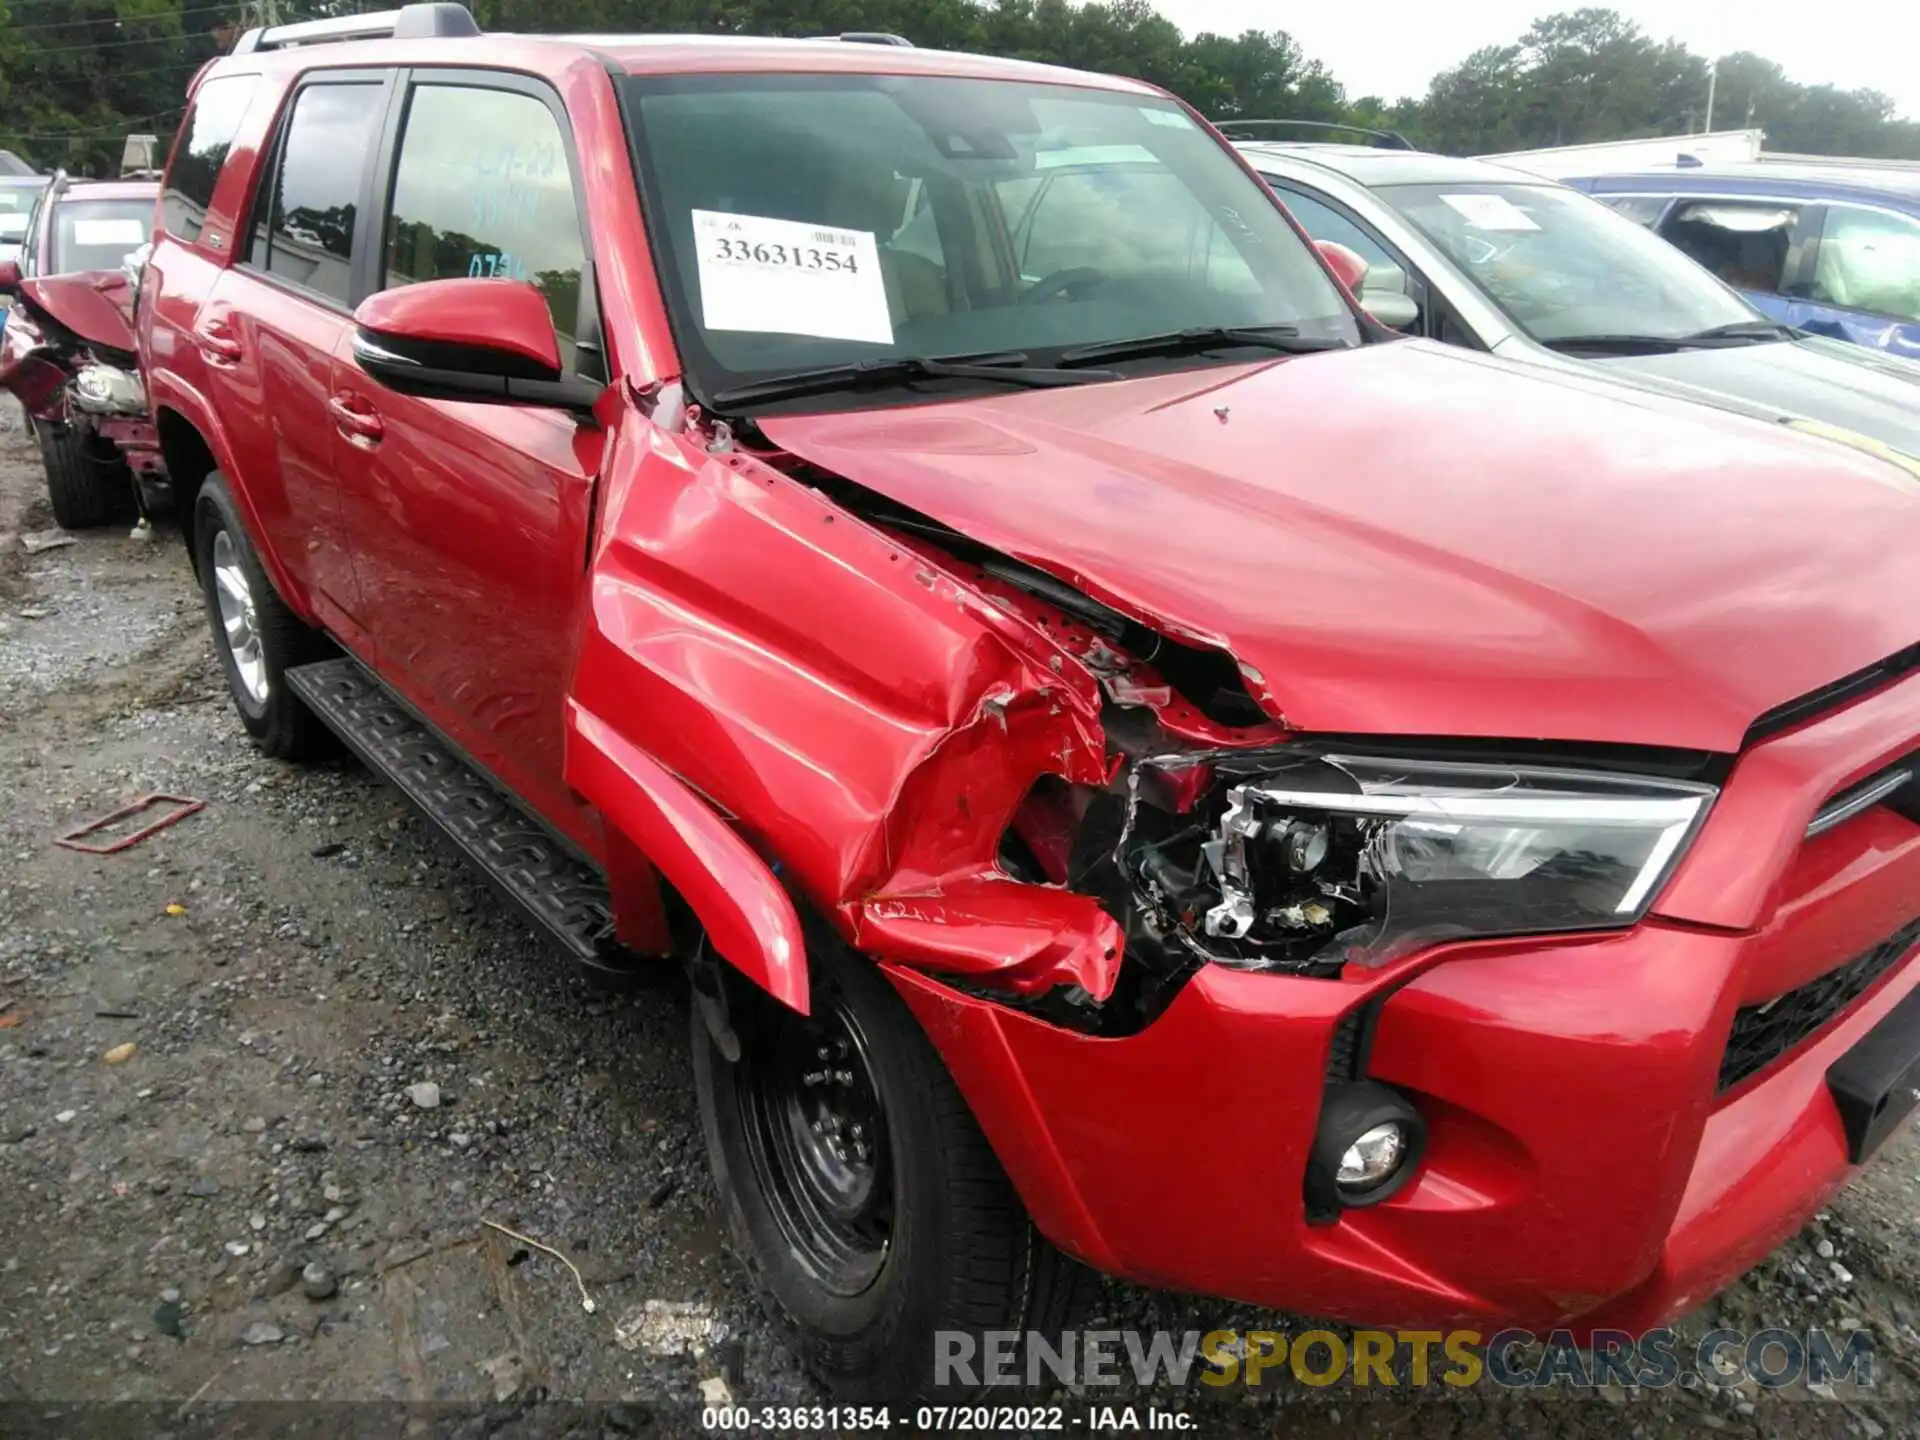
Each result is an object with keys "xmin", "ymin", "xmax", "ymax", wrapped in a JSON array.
[{"xmin": 1019, "ymin": 266, "xmax": 1110, "ymax": 304}]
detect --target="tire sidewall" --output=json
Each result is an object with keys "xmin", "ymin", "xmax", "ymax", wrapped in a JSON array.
[
  {"xmin": 193, "ymin": 477, "xmax": 275, "ymax": 733},
  {"xmin": 41, "ymin": 422, "xmax": 115, "ymax": 530}
]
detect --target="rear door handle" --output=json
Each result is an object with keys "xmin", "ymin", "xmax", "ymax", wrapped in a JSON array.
[
  {"xmin": 327, "ymin": 392, "xmax": 384, "ymax": 445},
  {"xmin": 196, "ymin": 320, "xmax": 243, "ymax": 365}
]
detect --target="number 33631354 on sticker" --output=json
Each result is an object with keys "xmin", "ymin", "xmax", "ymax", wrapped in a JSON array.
[{"xmin": 691, "ymin": 209, "xmax": 894, "ymax": 346}]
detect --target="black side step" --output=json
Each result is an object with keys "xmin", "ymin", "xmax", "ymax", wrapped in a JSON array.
[{"xmin": 285, "ymin": 657, "xmax": 640, "ymax": 981}]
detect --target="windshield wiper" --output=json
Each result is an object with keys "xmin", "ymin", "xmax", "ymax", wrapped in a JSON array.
[
  {"xmin": 709, "ymin": 351, "xmax": 1118, "ymax": 407},
  {"xmin": 1543, "ymin": 321, "xmax": 1798, "ymax": 356},
  {"xmin": 1541, "ymin": 334, "xmax": 1690, "ymax": 355},
  {"xmin": 1055, "ymin": 325, "xmax": 1350, "ymax": 367},
  {"xmin": 1679, "ymin": 319, "xmax": 1797, "ymax": 344}
]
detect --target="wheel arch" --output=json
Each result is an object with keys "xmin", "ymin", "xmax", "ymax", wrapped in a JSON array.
[
  {"xmin": 149, "ymin": 391, "xmax": 312, "ymax": 621},
  {"xmin": 153, "ymin": 406, "xmax": 218, "ymax": 575},
  {"xmin": 564, "ymin": 698, "xmax": 810, "ymax": 1015}
]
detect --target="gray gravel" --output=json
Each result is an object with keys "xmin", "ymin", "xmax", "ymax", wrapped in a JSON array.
[{"xmin": 0, "ymin": 405, "xmax": 1914, "ymax": 1436}]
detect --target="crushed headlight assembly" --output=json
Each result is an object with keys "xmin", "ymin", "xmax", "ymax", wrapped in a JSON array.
[
  {"xmin": 1121, "ymin": 750, "xmax": 1716, "ymax": 973},
  {"xmin": 70, "ymin": 363, "xmax": 147, "ymax": 415}
]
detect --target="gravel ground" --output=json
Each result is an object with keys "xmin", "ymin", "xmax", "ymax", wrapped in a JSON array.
[{"xmin": 0, "ymin": 401, "xmax": 1915, "ymax": 1438}]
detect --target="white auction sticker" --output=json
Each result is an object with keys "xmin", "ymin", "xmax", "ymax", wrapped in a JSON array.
[
  {"xmin": 692, "ymin": 209, "xmax": 893, "ymax": 345},
  {"xmin": 1438, "ymin": 193, "xmax": 1540, "ymax": 231},
  {"xmin": 72, "ymin": 217, "xmax": 149, "ymax": 246}
]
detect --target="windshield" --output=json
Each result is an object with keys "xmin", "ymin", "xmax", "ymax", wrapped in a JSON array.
[
  {"xmin": 51, "ymin": 198, "xmax": 153, "ymax": 274},
  {"xmin": 1379, "ymin": 181, "xmax": 1760, "ymax": 344},
  {"xmin": 0, "ymin": 184, "xmax": 40, "ymax": 242},
  {"xmin": 624, "ymin": 73, "xmax": 1358, "ymax": 410}
]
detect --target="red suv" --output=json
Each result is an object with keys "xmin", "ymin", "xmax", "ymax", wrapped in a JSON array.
[{"xmin": 139, "ymin": 4, "xmax": 1920, "ymax": 1400}]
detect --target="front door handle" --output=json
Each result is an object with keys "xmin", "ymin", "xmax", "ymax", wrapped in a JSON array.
[{"xmin": 327, "ymin": 392, "xmax": 384, "ymax": 446}]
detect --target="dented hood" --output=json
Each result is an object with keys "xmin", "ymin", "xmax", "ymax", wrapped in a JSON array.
[
  {"xmin": 18, "ymin": 270, "xmax": 137, "ymax": 356},
  {"xmin": 761, "ymin": 340, "xmax": 1920, "ymax": 753}
]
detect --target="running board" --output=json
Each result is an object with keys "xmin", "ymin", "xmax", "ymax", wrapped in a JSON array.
[{"xmin": 285, "ymin": 657, "xmax": 641, "ymax": 982}]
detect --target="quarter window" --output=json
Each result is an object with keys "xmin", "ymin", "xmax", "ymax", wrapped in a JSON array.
[
  {"xmin": 1811, "ymin": 206, "xmax": 1920, "ymax": 322},
  {"xmin": 162, "ymin": 75, "xmax": 259, "ymax": 243},
  {"xmin": 250, "ymin": 83, "xmax": 384, "ymax": 305},
  {"xmin": 382, "ymin": 84, "xmax": 586, "ymax": 365}
]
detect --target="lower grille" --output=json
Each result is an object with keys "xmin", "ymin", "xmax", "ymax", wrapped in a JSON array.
[{"xmin": 1719, "ymin": 918, "xmax": 1920, "ymax": 1093}]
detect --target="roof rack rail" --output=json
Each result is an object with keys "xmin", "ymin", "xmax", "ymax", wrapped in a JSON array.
[
  {"xmin": 232, "ymin": 2, "xmax": 480, "ymax": 55},
  {"xmin": 809, "ymin": 32, "xmax": 913, "ymax": 47},
  {"xmin": 1214, "ymin": 119, "xmax": 1415, "ymax": 152}
]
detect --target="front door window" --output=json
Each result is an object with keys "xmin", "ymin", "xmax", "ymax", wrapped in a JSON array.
[{"xmin": 1660, "ymin": 200, "xmax": 1801, "ymax": 296}]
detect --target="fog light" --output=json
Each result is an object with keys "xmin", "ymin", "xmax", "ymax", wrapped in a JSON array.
[
  {"xmin": 1305, "ymin": 1079, "xmax": 1426, "ymax": 1223},
  {"xmin": 1337, "ymin": 1122, "xmax": 1407, "ymax": 1193}
]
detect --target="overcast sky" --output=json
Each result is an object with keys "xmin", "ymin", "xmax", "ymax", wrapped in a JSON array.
[{"xmin": 1153, "ymin": 2, "xmax": 1920, "ymax": 119}]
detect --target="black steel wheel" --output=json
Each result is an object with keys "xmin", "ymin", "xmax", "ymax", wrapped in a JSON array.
[
  {"xmin": 736, "ymin": 983, "xmax": 893, "ymax": 1297},
  {"xmin": 691, "ymin": 922, "xmax": 1097, "ymax": 1403}
]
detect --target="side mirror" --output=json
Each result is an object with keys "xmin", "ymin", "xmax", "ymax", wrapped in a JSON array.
[
  {"xmin": 1362, "ymin": 290, "xmax": 1421, "ymax": 331},
  {"xmin": 349, "ymin": 278, "xmax": 602, "ymax": 415},
  {"xmin": 0, "ymin": 258, "xmax": 20, "ymax": 295},
  {"xmin": 1314, "ymin": 239, "xmax": 1369, "ymax": 294}
]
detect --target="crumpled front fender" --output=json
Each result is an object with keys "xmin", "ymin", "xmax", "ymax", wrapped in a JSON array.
[
  {"xmin": 567, "ymin": 419, "xmax": 1115, "ymax": 1003},
  {"xmin": 0, "ymin": 303, "xmax": 68, "ymax": 417},
  {"xmin": 564, "ymin": 699, "xmax": 809, "ymax": 1013}
]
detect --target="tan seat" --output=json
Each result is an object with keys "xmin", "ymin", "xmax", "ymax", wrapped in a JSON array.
[{"xmin": 878, "ymin": 248, "xmax": 952, "ymax": 325}]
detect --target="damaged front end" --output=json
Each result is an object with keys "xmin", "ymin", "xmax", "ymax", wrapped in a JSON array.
[
  {"xmin": 1, "ymin": 271, "xmax": 166, "ymax": 503},
  {"xmin": 777, "ymin": 470, "xmax": 1717, "ymax": 1035},
  {"xmin": 585, "ymin": 412, "xmax": 1717, "ymax": 1043}
]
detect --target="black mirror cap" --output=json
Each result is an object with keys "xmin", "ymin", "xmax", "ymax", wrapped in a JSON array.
[
  {"xmin": 351, "ymin": 327, "xmax": 605, "ymax": 419},
  {"xmin": 353, "ymin": 324, "xmax": 559, "ymax": 384}
]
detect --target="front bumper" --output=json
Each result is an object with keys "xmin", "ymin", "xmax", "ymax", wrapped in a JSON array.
[{"xmin": 890, "ymin": 671, "xmax": 1920, "ymax": 1333}]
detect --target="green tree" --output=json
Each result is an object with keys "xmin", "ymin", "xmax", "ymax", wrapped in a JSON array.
[{"xmin": 1, "ymin": 2, "xmax": 1914, "ymax": 176}]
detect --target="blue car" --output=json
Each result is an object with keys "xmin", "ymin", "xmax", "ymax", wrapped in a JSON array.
[{"xmin": 1557, "ymin": 164, "xmax": 1920, "ymax": 360}]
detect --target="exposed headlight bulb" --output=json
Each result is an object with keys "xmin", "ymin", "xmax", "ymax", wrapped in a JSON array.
[{"xmin": 1276, "ymin": 818, "xmax": 1330, "ymax": 873}]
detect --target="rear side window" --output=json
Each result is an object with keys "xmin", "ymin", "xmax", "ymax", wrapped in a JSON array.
[
  {"xmin": 249, "ymin": 83, "xmax": 384, "ymax": 305},
  {"xmin": 381, "ymin": 83, "xmax": 586, "ymax": 364},
  {"xmin": 163, "ymin": 75, "xmax": 259, "ymax": 242}
]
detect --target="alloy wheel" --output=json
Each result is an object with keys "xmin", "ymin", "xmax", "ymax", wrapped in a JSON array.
[{"xmin": 211, "ymin": 528, "xmax": 268, "ymax": 705}]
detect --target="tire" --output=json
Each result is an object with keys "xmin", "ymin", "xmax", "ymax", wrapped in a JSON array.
[
  {"xmin": 40, "ymin": 423, "xmax": 128, "ymax": 530},
  {"xmin": 192, "ymin": 472, "xmax": 336, "ymax": 761},
  {"xmin": 692, "ymin": 927, "xmax": 1096, "ymax": 1403}
]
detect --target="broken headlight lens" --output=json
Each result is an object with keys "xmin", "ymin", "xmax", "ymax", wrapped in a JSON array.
[
  {"xmin": 1136, "ymin": 752, "xmax": 1714, "ymax": 971},
  {"xmin": 70, "ymin": 363, "xmax": 146, "ymax": 415}
]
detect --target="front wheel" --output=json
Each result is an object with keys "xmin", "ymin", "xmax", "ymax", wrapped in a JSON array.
[
  {"xmin": 193, "ymin": 473, "xmax": 335, "ymax": 761},
  {"xmin": 41, "ymin": 422, "xmax": 131, "ymax": 529},
  {"xmin": 692, "ymin": 930, "xmax": 1094, "ymax": 1403}
]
